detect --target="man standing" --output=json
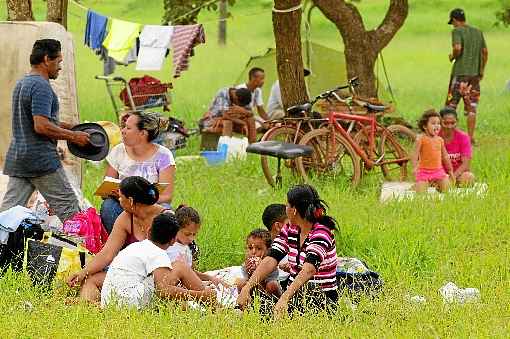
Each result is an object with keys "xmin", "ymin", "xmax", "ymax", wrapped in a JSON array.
[
  {"xmin": 446, "ymin": 8, "xmax": 488, "ymax": 145},
  {"xmin": 1, "ymin": 39, "xmax": 90, "ymax": 222},
  {"xmin": 236, "ymin": 67, "xmax": 268, "ymax": 130}
]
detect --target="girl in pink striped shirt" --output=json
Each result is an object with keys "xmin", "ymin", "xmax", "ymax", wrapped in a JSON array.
[{"xmin": 237, "ymin": 184, "xmax": 338, "ymax": 317}]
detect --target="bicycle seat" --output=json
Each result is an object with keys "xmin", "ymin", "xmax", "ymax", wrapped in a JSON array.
[
  {"xmin": 365, "ymin": 103, "xmax": 386, "ymax": 112},
  {"xmin": 286, "ymin": 103, "xmax": 312, "ymax": 117},
  {"xmin": 246, "ymin": 141, "xmax": 313, "ymax": 159}
]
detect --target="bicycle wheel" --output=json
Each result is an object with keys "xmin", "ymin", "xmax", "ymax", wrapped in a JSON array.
[
  {"xmin": 386, "ymin": 124, "xmax": 416, "ymax": 156},
  {"xmin": 379, "ymin": 127, "xmax": 410, "ymax": 181},
  {"xmin": 260, "ymin": 126, "xmax": 304, "ymax": 187},
  {"xmin": 295, "ymin": 128, "xmax": 362, "ymax": 188}
]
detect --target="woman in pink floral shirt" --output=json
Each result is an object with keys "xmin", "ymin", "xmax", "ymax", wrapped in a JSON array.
[{"xmin": 439, "ymin": 107, "xmax": 475, "ymax": 186}]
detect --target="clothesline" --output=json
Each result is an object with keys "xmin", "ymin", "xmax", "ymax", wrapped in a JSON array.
[
  {"xmin": 69, "ymin": 0, "xmax": 270, "ymax": 26},
  {"xmin": 70, "ymin": 0, "xmax": 221, "ymax": 25},
  {"xmin": 81, "ymin": 7, "xmax": 206, "ymax": 78},
  {"xmin": 171, "ymin": 0, "xmax": 222, "ymax": 24},
  {"xmin": 71, "ymin": 0, "xmax": 271, "ymax": 76},
  {"xmin": 70, "ymin": 0, "xmax": 87, "ymax": 11}
]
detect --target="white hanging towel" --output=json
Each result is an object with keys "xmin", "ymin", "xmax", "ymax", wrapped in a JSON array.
[{"xmin": 136, "ymin": 25, "xmax": 174, "ymax": 71}]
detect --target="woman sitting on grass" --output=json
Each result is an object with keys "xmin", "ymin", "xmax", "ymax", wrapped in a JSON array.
[
  {"xmin": 67, "ymin": 176, "xmax": 169, "ymax": 302},
  {"xmin": 101, "ymin": 213, "xmax": 216, "ymax": 309},
  {"xmin": 439, "ymin": 107, "xmax": 475, "ymax": 186},
  {"xmin": 411, "ymin": 109, "xmax": 455, "ymax": 193},
  {"xmin": 237, "ymin": 184, "xmax": 338, "ymax": 317},
  {"xmin": 100, "ymin": 111, "xmax": 175, "ymax": 234}
]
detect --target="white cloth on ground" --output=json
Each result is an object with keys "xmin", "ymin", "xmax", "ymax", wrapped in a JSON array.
[
  {"xmin": 205, "ymin": 266, "xmax": 245, "ymax": 286},
  {"xmin": 136, "ymin": 25, "xmax": 174, "ymax": 71},
  {"xmin": 166, "ymin": 241, "xmax": 193, "ymax": 267},
  {"xmin": 101, "ymin": 239, "xmax": 172, "ymax": 309},
  {"xmin": 0, "ymin": 206, "xmax": 37, "ymax": 244},
  {"xmin": 379, "ymin": 181, "xmax": 488, "ymax": 203}
]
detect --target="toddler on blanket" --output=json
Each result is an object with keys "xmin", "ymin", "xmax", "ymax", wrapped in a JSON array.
[{"xmin": 236, "ymin": 229, "xmax": 282, "ymax": 297}]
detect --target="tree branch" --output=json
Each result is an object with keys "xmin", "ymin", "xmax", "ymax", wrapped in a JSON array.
[
  {"xmin": 312, "ymin": 0, "xmax": 365, "ymax": 37},
  {"xmin": 371, "ymin": 0, "xmax": 408, "ymax": 50}
]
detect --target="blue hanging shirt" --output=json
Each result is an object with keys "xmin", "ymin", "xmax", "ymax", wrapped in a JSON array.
[{"xmin": 84, "ymin": 9, "xmax": 108, "ymax": 50}]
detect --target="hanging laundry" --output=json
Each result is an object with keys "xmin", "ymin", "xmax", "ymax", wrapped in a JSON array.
[
  {"xmin": 100, "ymin": 39, "xmax": 139, "ymax": 76},
  {"xmin": 102, "ymin": 18, "xmax": 141, "ymax": 63},
  {"xmin": 84, "ymin": 9, "xmax": 108, "ymax": 50},
  {"xmin": 136, "ymin": 25, "xmax": 174, "ymax": 71},
  {"xmin": 171, "ymin": 24, "xmax": 206, "ymax": 78}
]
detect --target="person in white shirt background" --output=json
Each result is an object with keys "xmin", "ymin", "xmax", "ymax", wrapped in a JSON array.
[
  {"xmin": 266, "ymin": 68, "xmax": 311, "ymax": 121},
  {"xmin": 236, "ymin": 67, "xmax": 268, "ymax": 131}
]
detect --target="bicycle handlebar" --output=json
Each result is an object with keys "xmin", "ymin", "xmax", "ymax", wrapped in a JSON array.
[
  {"xmin": 311, "ymin": 77, "xmax": 360, "ymax": 104},
  {"xmin": 309, "ymin": 77, "xmax": 388, "ymax": 113}
]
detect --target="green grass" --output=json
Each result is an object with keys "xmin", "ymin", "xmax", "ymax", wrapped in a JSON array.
[{"xmin": 1, "ymin": 0, "xmax": 510, "ymax": 337}]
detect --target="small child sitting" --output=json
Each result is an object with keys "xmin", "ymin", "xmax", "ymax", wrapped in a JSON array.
[
  {"xmin": 101, "ymin": 213, "xmax": 215, "ymax": 309},
  {"xmin": 237, "ymin": 228, "xmax": 281, "ymax": 297},
  {"xmin": 412, "ymin": 109, "xmax": 455, "ymax": 193},
  {"xmin": 166, "ymin": 205, "xmax": 223, "ymax": 285}
]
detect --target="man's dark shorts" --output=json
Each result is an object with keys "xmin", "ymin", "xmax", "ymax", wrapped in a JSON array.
[{"xmin": 446, "ymin": 75, "xmax": 481, "ymax": 116}]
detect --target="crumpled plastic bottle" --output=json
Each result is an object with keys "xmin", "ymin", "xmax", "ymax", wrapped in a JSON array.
[{"xmin": 439, "ymin": 282, "xmax": 480, "ymax": 304}]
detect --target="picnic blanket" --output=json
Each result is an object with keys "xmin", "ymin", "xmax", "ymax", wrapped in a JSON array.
[
  {"xmin": 205, "ymin": 265, "xmax": 245, "ymax": 287},
  {"xmin": 380, "ymin": 181, "xmax": 488, "ymax": 203}
]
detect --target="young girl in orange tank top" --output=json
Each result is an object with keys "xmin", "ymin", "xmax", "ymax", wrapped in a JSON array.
[{"xmin": 412, "ymin": 109, "xmax": 454, "ymax": 193}]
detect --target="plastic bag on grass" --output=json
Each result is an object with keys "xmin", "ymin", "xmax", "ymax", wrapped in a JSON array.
[{"xmin": 24, "ymin": 234, "xmax": 92, "ymax": 286}]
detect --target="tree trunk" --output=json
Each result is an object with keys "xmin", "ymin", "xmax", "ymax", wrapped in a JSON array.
[
  {"xmin": 343, "ymin": 35, "xmax": 379, "ymax": 97},
  {"xmin": 47, "ymin": 0, "xmax": 68, "ymax": 29},
  {"xmin": 6, "ymin": 0, "xmax": 34, "ymax": 21},
  {"xmin": 218, "ymin": 0, "xmax": 227, "ymax": 45},
  {"xmin": 313, "ymin": 0, "xmax": 408, "ymax": 98},
  {"xmin": 272, "ymin": 0, "xmax": 308, "ymax": 110}
]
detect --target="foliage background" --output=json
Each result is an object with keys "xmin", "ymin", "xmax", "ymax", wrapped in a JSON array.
[{"xmin": 0, "ymin": 0, "xmax": 509, "ymax": 337}]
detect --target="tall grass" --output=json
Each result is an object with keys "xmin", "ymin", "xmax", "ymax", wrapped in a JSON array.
[{"xmin": 1, "ymin": 0, "xmax": 510, "ymax": 337}]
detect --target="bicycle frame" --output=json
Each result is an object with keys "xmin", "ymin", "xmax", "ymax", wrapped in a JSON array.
[
  {"xmin": 327, "ymin": 111, "xmax": 407, "ymax": 170},
  {"xmin": 264, "ymin": 116, "xmax": 326, "ymax": 144}
]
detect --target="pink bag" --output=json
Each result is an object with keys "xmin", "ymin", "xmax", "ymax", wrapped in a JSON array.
[{"xmin": 63, "ymin": 208, "xmax": 109, "ymax": 254}]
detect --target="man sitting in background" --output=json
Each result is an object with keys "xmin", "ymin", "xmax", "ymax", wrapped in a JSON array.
[
  {"xmin": 201, "ymin": 87, "xmax": 256, "ymax": 143},
  {"xmin": 236, "ymin": 67, "xmax": 268, "ymax": 131},
  {"xmin": 266, "ymin": 68, "xmax": 310, "ymax": 120}
]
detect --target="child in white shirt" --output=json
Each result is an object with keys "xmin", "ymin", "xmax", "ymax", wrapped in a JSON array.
[
  {"xmin": 101, "ymin": 213, "xmax": 215, "ymax": 309},
  {"xmin": 166, "ymin": 206, "xmax": 224, "ymax": 285}
]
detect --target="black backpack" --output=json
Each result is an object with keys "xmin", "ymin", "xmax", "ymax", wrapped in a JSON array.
[
  {"xmin": 0, "ymin": 220, "xmax": 44, "ymax": 273},
  {"xmin": 336, "ymin": 259, "xmax": 384, "ymax": 299}
]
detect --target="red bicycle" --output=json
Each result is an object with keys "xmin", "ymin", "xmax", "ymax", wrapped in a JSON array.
[
  {"xmin": 295, "ymin": 101, "xmax": 412, "ymax": 187},
  {"xmin": 259, "ymin": 79, "xmax": 361, "ymax": 187}
]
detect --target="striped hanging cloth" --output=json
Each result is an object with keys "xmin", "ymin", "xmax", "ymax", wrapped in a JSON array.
[{"xmin": 170, "ymin": 24, "xmax": 206, "ymax": 78}]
